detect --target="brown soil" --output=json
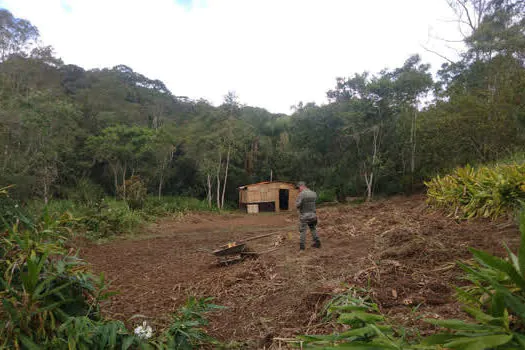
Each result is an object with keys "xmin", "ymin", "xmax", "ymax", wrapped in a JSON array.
[{"xmin": 79, "ymin": 195, "xmax": 520, "ymax": 348}]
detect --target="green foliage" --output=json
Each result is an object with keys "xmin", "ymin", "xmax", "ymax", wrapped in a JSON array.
[
  {"xmin": 26, "ymin": 198, "xmax": 148, "ymax": 240},
  {"xmin": 69, "ymin": 178, "xmax": 106, "ymax": 208},
  {"xmin": 317, "ymin": 189, "xmax": 337, "ymax": 204},
  {"xmin": 0, "ymin": 211, "xmax": 114, "ymax": 348},
  {"xmin": 425, "ymin": 163, "xmax": 525, "ymax": 219},
  {"xmin": 297, "ymin": 288, "xmax": 416, "ymax": 349},
  {"xmin": 417, "ymin": 208, "xmax": 525, "ymax": 349},
  {"xmin": 143, "ymin": 196, "xmax": 216, "ymax": 216},
  {"xmin": 120, "ymin": 176, "xmax": 148, "ymax": 210},
  {"xmin": 156, "ymin": 296, "xmax": 225, "ymax": 349},
  {"xmin": 1, "ymin": 6, "xmax": 525, "ymax": 205},
  {"xmin": 78, "ymin": 200, "xmax": 147, "ymax": 240},
  {"xmin": 26, "ymin": 195, "xmax": 218, "ymax": 241},
  {"xmin": 0, "ymin": 185, "xmax": 29, "ymax": 229},
  {"xmin": 0, "ymin": 189, "xmax": 223, "ymax": 349}
]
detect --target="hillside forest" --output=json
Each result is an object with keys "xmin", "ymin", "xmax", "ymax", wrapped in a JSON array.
[{"xmin": 1, "ymin": 1, "xmax": 525, "ymax": 207}]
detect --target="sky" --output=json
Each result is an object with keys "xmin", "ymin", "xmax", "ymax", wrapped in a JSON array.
[{"xmin": 1, "ymin": 0, "xmax": 465, "ymax": 114}]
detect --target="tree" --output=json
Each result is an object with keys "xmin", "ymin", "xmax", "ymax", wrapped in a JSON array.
[
  {"xmin": 150, "ymin": 127, "xmax": 177, "ymax": 199},
  {"xmin": 0, "ymin": 9, "xmax": 39, "ymax": 60},
  {"xmin": 87, "ymin": 126, "xmax": 153, "ymax": 198}
]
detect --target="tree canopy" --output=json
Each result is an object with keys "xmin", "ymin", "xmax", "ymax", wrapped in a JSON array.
[{"xmin": 0, "ymin": 2, "xmax": 524, "ymax": 204}]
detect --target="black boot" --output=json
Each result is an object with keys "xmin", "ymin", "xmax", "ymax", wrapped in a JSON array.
[
  {"xmin": 299, "ymin": 243, "xmax": 305, "ymax": 251},
  {"xmin": 312, "ymin": 240, "xmax": 321, "ymax": 248}
]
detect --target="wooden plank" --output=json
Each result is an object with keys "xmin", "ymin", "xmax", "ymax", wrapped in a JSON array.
[{"xmin": 247, "ymin": 204, "xmax": 259, "ymax": 214}]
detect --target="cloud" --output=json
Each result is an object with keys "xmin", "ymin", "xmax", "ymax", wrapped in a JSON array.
[{"xmin": 2, "ymin": 0, "xmax": 462, "ymax": 114}]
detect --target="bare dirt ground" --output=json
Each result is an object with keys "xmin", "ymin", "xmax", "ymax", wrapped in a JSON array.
[{"xmin": 80, "ymin": 195, "xmax": 520, "ymax": 348}]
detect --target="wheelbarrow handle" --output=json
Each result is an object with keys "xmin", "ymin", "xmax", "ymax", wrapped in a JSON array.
[{"xmin": 243, "ymin": 231, "xmax": 280, "ymax": 243}]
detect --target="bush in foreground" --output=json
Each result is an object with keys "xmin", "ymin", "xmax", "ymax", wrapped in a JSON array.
[
  {"xmin": 425, "ymin": 163, "xmax": 525, "ymax": 219},
  {"xmin": 0, "ymin": 191, "xmax": 223, "ymax": 349}
]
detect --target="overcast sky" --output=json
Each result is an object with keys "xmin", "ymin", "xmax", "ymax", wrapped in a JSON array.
[{"xmin": 1, "ymin": 0, "xmax": 464, "ymax": 114}]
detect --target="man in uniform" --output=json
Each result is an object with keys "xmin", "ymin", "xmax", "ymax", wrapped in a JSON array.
[{"xmin": 295, "ymin": 181, "xmax": 321, "ymax": 250}]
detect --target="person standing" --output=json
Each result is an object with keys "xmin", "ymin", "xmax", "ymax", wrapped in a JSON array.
[{"xmin": 295, "ymin": 181, "xmax": 321, "ymax": 250}]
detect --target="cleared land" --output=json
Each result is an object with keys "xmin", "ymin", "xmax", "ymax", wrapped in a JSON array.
[{"xmin": 80, "ymin": 195, "xmax": 520, "ymax": 348}]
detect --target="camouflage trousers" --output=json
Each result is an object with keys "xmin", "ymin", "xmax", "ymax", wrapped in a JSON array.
[{"xmin": 299, "ymin": 217, "xmax": 319, "ymax": 246}]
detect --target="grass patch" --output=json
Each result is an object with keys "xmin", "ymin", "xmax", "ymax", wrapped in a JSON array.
[{"xmin": 24, "ymin": 196, "xmax": 218, "ymax": 241}]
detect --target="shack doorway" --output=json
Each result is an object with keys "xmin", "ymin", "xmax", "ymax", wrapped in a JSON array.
[{"xmin": 279, "ymin": 189, "xmax": 289, "ymax": 210}]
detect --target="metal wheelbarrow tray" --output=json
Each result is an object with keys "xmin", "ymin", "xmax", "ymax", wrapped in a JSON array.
[
  {"xmin": 208, "ymin": 231, "xmax": 282, "ymax": 266},
  {"xmin": 212, "ymin": 243, "xmax": 247, "ymax": 256}
]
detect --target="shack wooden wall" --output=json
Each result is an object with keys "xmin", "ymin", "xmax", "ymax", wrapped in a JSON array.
[{"xmin": 239, "ymin": 182, "xmax": 298, "ymax": 212}]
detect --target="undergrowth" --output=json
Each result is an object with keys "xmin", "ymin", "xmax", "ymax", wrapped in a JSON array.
[
  {"xmin": 0, "ymin": 188, "xmax": 224, "ymax": 349},
  {"xmin": 425, "ymin": 163, "xmax": 525, "ymax": 219},
  {"xmin": 24, "ymin": 195, "xmax": 216, "ymax": 241}
]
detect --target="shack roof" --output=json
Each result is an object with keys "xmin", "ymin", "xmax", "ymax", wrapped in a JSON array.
[{"xmin": 238, "ymin": 181, "xmax": 296, "ymax": 190}]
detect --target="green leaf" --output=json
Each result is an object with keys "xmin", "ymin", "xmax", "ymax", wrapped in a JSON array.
[
  {"xmin": 491, "ymin": 291, "xmax": 506, "ymax": 318},
  {"xmin": 19, "ymin": 334, "xmax": 42, "ymax": 350},
  {"xmin": 503, "ymin": 242, "xmax": 520, "ymax": 272},
  {"xmin": 462, "ymin": 305, "xmax": 499, "ymax": 324},
  {"xmin": 330, "ymin": 305, "xmax": 375, "ymax": 313},
  {"xmin": 309, "ymin": 342, "xmax": 399, "ymax": 349},
  {"xmin": 513, "ymin": 332, "xmax": 525, "ymax": 348},
  {"xmin": 470, "ymin": 248, "xmax": 525, "ymax": 290},
  {"xmin": 421, "ymin": 333, "xmax": 463, "ymax": 345},
  {"xmin": 122, "ymin": 335, "xmax": 136, "ymax": 350},
  {"xmin": 444, "ymin": 334, "xmax": 512, "ymax": 350},
  {"xmin": 502, "ymin": 292, "xmax": 525, "ymax": 322},
  {"xmin": 519, "ymin": 209, "xmax": 525, "ymax": 278},
  {"xmin": 338, "ymin": 312, "xmax": 384, "ymax": 324},
  {"xmin": 339, "ymin": 325, "xmax": 387, "ymax": 338},
  {"xmin": 424, "ymin": 318, "xmax": 500, "ymax": 331}
]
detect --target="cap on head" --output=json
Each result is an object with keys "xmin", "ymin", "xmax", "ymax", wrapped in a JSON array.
[{"xmin": 296, "ymin": 181, "xmax": 306, "ymax": 189}]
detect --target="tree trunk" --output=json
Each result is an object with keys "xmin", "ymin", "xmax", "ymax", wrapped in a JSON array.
[
  {"xmin": 3, "ymin": 145, "xmax": 8, "ymax": 171},
  {"xmin": 111, "ymin": 163, "xmax": 118, "ymax": 199},
  {"xmin": 221, "ymin": 145, "xmax": 231, "ymax": 209},
  {"xmin": 410, "ymin": 109, "xmax": 417, "ymax": 192},
  {"xmin": 43, "ymin": 181, "xmax": 49, "ymax": 205},
  {"xmin": 158, "ymin": 173, "xmax": 163, "ymax": 200},
  {"xmin": 122, "ymin": 163, "xmax": 127, "ymax": 200},
  {"xmin": 364, "ymin": 171, "xmax": 374, "ymax": 202},
  {"xmin": 216, "ymin": 151, "xmax": 222, "ymax": 209},
  {"xmin": 207, "ymin": 174, "xmax": 212, "ymax": 208}
]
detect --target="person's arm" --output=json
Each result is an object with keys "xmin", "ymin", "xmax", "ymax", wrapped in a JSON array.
[{"xmin": 295, "ymin": 192, "xmax": 303, "ymax": 209}]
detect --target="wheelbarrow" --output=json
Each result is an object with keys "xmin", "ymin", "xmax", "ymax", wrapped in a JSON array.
[
  {"xmin": 212, "ymin": 242, "xmax": 249, "ymax": 265},
  {"xmin": 204, "ymin": 231, "xmax": 282, "ymax": 266}
]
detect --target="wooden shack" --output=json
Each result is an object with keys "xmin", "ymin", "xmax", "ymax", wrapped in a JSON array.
[{"xmin": 238, "ymin": 181, "xmax": 299, "ymax": 213}]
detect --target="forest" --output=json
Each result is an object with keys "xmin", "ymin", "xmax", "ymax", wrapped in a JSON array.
[{"xmin": 1, "ymin": 0, "xmax": 524, "ymax": 209}]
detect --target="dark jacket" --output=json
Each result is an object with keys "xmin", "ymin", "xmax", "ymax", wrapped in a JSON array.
[{"xmin": 295, "ymin": 188, "xmax": 317, "ymax": 221}]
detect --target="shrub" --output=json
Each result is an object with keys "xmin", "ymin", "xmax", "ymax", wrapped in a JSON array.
[
  {"xmin": 0, "ymin": 190, "xmax": 223, "ymax": 349},
  {"xmin": 417, "ymin": 208, "xmax": 525, "ymax": 348},
  {"xmin": 119, "ymin": 176, "xmax": 148, "ymax": 210},
  {"xmin": 143, "ymin": 196, "xmax": 215, "ymax": 216},
  {"xmin": 317, "ymin": 189, "xmax": 337, "ymax": 204},
  {"xmin": 78, "ymin": 199, "xmax": 149, "ymax": 239},
  {"xmin": 425, "ymin": 163, "xmax": 525, "ymax": 219},
  {"xmin": 0, "ymin": 185, "xmax": 29, "ymax": 229},
  {"xmin": 69, "ymin": 178, "xmax": 106, "ymax": 208},
  {"xmin": 297, "ymin": 287, "xmax": 413, "ymax": 348},
  {"xmin": 0, "ymin": 214, "xmax": 115, "ymax": 348}
]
